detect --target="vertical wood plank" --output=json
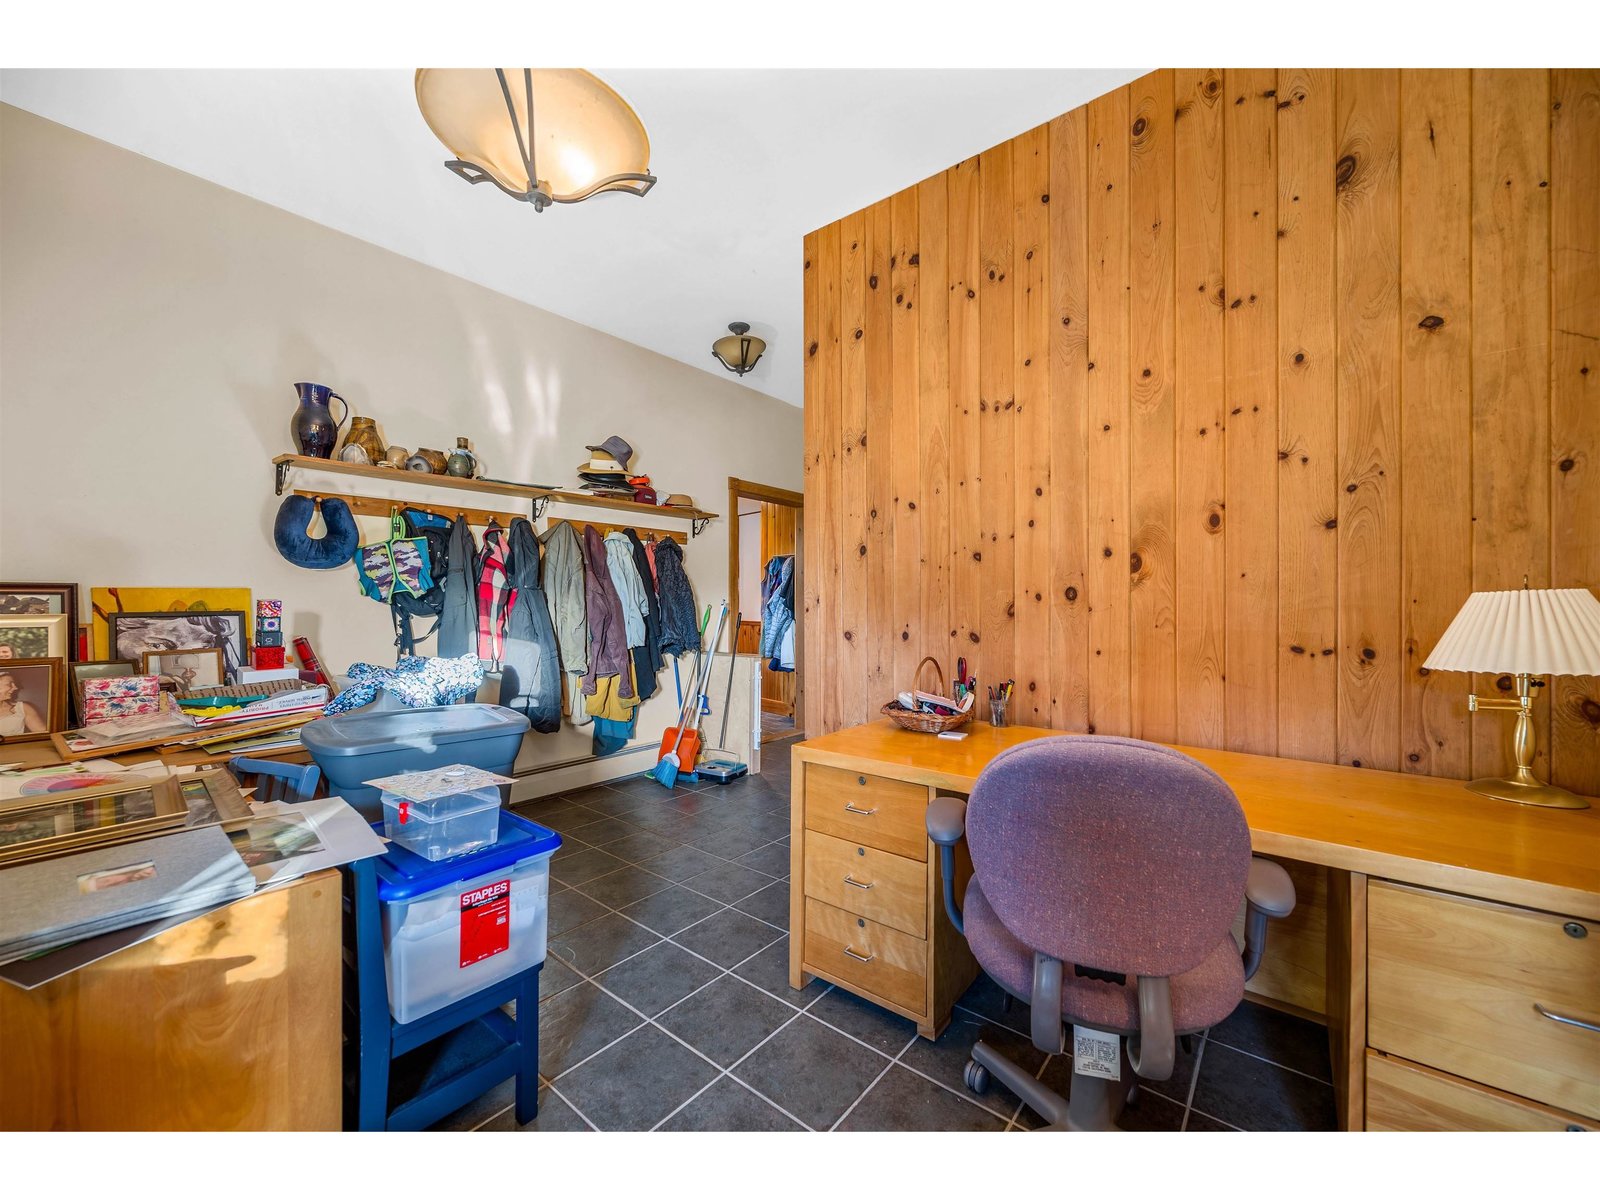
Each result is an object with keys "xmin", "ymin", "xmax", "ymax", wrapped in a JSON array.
[
  {"xmin": 812, "ymin": 221, "xmax": 844, "ymax": 733},
  {"xmin": 1174, "ymin": 68, "xmax": 1229, "ymax": 749},
  {"xmin": 948, "ymin": 157, "xmax": 984, "ymax": 686},
  {"xmin": 864, "ymin": 200, "xmax": 896, "ymax": 712},
  {"xmin": 1399, "ymin": 69, "xmax": 1473, "ymax": 779},
  {"xmin": 1550, "ymin": 68, "xmax": 1600, "ymax": 797},
  {"xmin": 1086, "ymin": 87, "xmax": 1132, "ymax": 736},
  {"xmin": 801, "ymin": 231, "xmax": 821, "ymax": 736},
  {"xmin": 1127, "ymin": 70, "xmax": 1178, "ymax": 743},
  {"xmin": 1224, "ymin": 68, "xmax": 1281, "ymax": 756},
  {"xmin": 979, "ymin": 141, "xmax": 1017, "ymax": 705},
  {"xmin": 1276, "ymin": 69, "xmax": 1339, "ymax": 764},
  {"xmin": 1335, "ymin": 69, "xmax": 1403, "ymax": 771},
  {"xmin": 1012, "ymin": 124, "xmax": 1052, "ymax": 725},
  {"xmin": 1048, "ymin": 108, "xmax": 1092, "ymax": 733},
  {"xmin": 918, "ymin": 173, "xmax": 953, "ymax": 678},
  {"xmin": 1471, "ymin": 69, "xmax": 1552, "ymax": 780},
  {"xmin": 890, "ymin": 186, "xmax": 922, "ymax": 693},
  {"xmin": 838, "ymin": 210, "xmax": 869, "ymax": 728}
]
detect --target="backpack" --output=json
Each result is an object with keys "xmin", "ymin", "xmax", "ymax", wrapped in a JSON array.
[{"xmin": 390, "ymin": 508, "xmax": 455, "ymax": 656}]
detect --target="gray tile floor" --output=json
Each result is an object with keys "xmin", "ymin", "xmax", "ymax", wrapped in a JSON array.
[{"xmin": 437, "ymin": 737, "xmax": 1336, "ymax": 1133}]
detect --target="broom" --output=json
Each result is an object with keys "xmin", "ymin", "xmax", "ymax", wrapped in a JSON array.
[{"xmin": 653, "ymin": 603, "xmax": 727, "ymax": 789}]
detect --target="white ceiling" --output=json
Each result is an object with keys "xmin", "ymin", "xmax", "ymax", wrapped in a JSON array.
[{"xmin": 0, "ymin": 68, "xmax": 1144, "ymax": 406}]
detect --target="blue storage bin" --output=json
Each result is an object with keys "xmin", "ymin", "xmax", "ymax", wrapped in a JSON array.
[
  {"xmin": 301, "ymin": 703, "xmax": 530, "ymax": 817},
  {"xmin": 373, "ymin": 810, "xmax": 561, "ymax": 1024}
]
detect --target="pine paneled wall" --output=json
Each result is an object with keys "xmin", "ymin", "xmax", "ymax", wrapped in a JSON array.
[{"xmin": 801, "ymin": 68, "xmax": 1600, "ymax": 795}]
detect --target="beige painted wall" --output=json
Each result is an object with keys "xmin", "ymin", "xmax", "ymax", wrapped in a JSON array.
[{"xmin": 0, "ymin": 104, "xmax": 802, "ymax": 788}]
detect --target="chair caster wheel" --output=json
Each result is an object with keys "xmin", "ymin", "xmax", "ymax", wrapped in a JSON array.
[
  {"xmin": 1126, "ymin": 1083, "xmax": 1141, "ymax": 1106},
  {"xmin": 964, "ymin": 1060, "xmax": 990, "ymax": 1095}
]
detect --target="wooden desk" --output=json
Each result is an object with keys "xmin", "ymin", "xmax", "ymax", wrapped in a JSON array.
[
  {"xmin": 0, "ymin": 741, "xmax": 340, "ymax": 1131},
  {"xmin": 788, "ymin": 720, "xmax": 1600, "ymax": 1132}
]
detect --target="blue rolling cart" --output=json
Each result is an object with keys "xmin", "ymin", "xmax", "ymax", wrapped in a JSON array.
[{"xmin": 342, "ymin": 810, "xmax": 560, "ymax": 1131}]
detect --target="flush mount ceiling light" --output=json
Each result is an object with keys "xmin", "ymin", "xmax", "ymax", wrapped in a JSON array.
[
  {"xmin": 712, "ymin": 322, "xmax": 767, "ymax": 377},
  {"xmin": 414, "ymin": 68, "xmax": 656, "ymax": 212}
]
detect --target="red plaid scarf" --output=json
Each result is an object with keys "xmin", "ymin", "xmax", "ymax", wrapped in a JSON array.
[{"xmin": 476, "ymin": 524, "xmax": 513, "ymax": 663}]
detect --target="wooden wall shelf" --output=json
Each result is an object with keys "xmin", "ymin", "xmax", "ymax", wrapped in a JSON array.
[{"xmin": 271, "ymin": 454, "xmax": 717, "ymax": 535}]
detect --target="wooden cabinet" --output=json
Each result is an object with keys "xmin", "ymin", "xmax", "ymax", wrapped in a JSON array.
[
  {"xmin": 790, "ymin": 762, "xmax": 976, "ymax": 1038},
  {"xmin": 1366, "ymin": 1052, "xmax": 1598, "ymax": 1132},
  {"xmin": 1367, "ymin": 880, "xmax": 1600, "ymax": 1121}
]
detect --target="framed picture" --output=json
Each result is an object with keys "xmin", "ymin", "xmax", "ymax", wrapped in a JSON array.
[
  {"xmin": 0, "ymin": 612, "xmax": 70, "ymax": 663},
  {"xmin": 109, "ymin": 610, "xmax": 248, "ymax": 683},
  {"xmin": 68, "ymin": 659, "xmax": 138, "ymax": 724},
  {"xmin": 0, "ymin": 584, "xmax": 79, "ymax": 659},
  {"xmin": 0, "ymin": 775, "xmax": 187, "ymax": 866},
  {"xmin": 0, "ymin": 656, "xmax": 67, "ymax": 743},
  {"xmin": 141, "ymin": 648, "xmax": 225, "ymax": 691},
  {"xmin": 90, "ymin": 587, "xmax": 252, "ymax": 659}
]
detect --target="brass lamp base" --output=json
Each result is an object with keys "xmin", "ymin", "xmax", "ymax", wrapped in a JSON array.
[{"xmin": 1466, "ymin": 773, "xmax": 1591, "ymax": 810}]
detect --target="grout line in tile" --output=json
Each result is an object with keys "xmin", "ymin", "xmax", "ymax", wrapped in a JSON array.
[
  {"xmin": 543, "ymin": 1081, "xmax": 603, "ymax": 1132},
  {"xmin": 1200, "ymin": 1037, "xmax": 1334, "ymax": 1087},
  {"xmin": 1179, "ymin": 1030, "xmax": 1208, "ymax": 1130},
  {"xmin": 721, "ymin": 1072, "xmax": 816, "ymax": 1132},
  {"xmin": 828, "ymin": 1053, "xmax": 899, "ymax": 1131}
]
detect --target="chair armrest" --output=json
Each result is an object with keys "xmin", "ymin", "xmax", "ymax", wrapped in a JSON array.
[
  {"xmin": 927, "ymin": 796, "xmax": 969, "ymax": 934},
  {"xmin": 1127, "ymin": 976, "xmax": 1175, "ymax": 1081},
  {"xmin": 1241, "ymin": 856, "xmax": 1297, "ymax": 982},
  {"xmin": 926, "ymin": 795, "xmax": 968, "ymax": 846}
]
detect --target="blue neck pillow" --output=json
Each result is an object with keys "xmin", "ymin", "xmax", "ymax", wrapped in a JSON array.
[{"xmin": 274, "ymin": 495, "xmax": 359, "ymax": 569}]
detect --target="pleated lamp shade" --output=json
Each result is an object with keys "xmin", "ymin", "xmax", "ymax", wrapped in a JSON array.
[{"xmin": 1422, "ymin": 588, "xmax": 1600, "ymax": 676}]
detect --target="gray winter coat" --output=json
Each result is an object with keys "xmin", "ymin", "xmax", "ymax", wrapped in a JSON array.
[
  {"xmin": 498, "ymin": 518, "xmax": 563, "ymax": 733},
  {"xmin": 539, "ymin": 520, "xmax": 588, "ymax": 675},
  {"xmin": 437, "ymin": 514, "xmax": 478, "ymax": 658}
]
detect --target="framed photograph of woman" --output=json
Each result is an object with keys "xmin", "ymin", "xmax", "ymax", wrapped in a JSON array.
[
  {"xmin": 0, "ymin": 657, "xmax": 67, "ymax": 743},
  {"xmin": 0, "ymin": 614, "xmax": 70, "ymax": 666},
  {"xmin": 109, "ymin": 611, "xmax": 248, "ymax": 683},
  {"xmin": 0, "ymin": 584, "xmax": 79, "ymax": 659},
  {"xmin": 141, "ymin": 648, "xmax": 224, "ymax": 691}
]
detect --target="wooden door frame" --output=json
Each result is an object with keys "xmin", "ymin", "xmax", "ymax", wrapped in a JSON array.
[{"xmin": 728, "ymin": 477, "xmax": 805, "ymax": 732}]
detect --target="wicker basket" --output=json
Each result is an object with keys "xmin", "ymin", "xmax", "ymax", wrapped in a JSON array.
[{"xmin": 881, "ymin": 657, "xmax": 973, "ymax": 734}]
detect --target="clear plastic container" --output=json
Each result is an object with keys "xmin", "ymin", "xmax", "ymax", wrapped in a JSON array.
[
  {"xmin": 381, "ymin": 785, "xmax": 501, "ymax": 862},
  {"xmin": 376, "ymin": 811, "xmax": 561, "ymax": 1023}
]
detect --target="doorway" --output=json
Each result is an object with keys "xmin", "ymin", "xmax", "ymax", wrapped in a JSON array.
[{"xmin": 727, "ymin": 477, "xmax": 803, "ymax": 743}]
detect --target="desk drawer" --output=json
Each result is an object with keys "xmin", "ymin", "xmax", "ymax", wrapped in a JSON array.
[
  {"xmin": 804, "ymin": 765, "xmax": 928, "ymax": 861},
  {"xmin": 804, "ymin": 831, "xmax": 926, "ymax": 937},
  {"xmin": 803, "ymin": 898, "xmax": 926, "ymax": 1015},
  {"xmin": 1368, "ymin": 881, "xmax": 1600, "ymax": 1119},
  {"xmin": 1366, "ymin": 1052, "xmax": 1598, "ymax": 1132}
]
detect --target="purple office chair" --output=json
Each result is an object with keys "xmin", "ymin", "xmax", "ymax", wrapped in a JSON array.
[{"xmin": 926, "ymin": 736, "xmax": 1295, "ymax": 1132}]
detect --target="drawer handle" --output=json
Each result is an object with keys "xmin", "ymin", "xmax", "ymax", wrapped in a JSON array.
[
  {"xmin": 842, "ymin": 945, "xmax": 877, "ymax": 963},
  {"xmin": 1534, "ymin": 1003, "xmax": 1600, "ymax": 1034},
  {"xmin": 843, "ymin": 874, "xmax": 876, "ymax": 890},
  {"xmin": 843, "ymin": 802, "xmax": 878, "ymax": 816}
]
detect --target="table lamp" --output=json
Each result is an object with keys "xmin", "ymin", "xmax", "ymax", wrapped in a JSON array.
[{"xmin": 1422, "ymin": 585, "xmax": 1600, "ymax": 810}]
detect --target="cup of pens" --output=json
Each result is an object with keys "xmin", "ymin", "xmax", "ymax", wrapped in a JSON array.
[{"xmin": 989, "ymin": 680, "xmax": 1013, "ymax": 727}]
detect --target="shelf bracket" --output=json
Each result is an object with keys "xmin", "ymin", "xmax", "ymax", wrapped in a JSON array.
[
  {"xmin": 691, "ymin": 516, "xmax": 711, "ymax": 538},
  {"xmin": 274, "ymin": 460, "xmax": 291, "ymax": 496},
  {"xmin": 530, "ymin": 496, "xmax": 550, "ymax": 521}
]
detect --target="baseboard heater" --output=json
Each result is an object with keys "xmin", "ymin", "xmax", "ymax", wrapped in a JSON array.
[{"xmin": 511, "ymin": 741, "xmax": 654, "ymax": 778}]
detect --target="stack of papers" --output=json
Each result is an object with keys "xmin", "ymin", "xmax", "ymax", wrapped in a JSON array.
[{"xmin": 0, "ymin": 825, "xmax": 254, "ymax": 964}]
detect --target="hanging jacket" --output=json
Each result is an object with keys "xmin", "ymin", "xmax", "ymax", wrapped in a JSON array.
[
  {"xmin": 654, "ymin": 537, "xmax": 698, "ymax": 656},
  {"xmin": 497, "ymin": 518, "xmax": 563, "ymax": 733},
  {"xmin": 476, "ymin": 522, "xmax": 513, "ymax": 663},
  {"xmin": 539, "ymin": 520, "xmax": 588, "ymax": 676},
  {"xmin": 581, "ymin": 524, "xmax": 633, "ymax": 698},
  {"xmin": 437, "ymin": 514, "xmax": 479, "ymax": 658},
  {"xmin": 760, "ymin": 555, "xmax": 795, "ymax": 658},
  {"xmin": 624, "ymin": 529, "xmax": 665, "ymax": 702},
  {"xmin": 604, "ymin": 531, "xmax": 650, "ymax": 649}
]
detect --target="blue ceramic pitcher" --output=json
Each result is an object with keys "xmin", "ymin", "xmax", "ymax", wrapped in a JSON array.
[{"xmin": 292, "ymin": 382, "xmax": 348, "ymax": 458}]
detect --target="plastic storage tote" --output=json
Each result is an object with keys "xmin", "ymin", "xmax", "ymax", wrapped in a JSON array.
[
  {"xmin": 381, "ymin": 783, "xmax": 501, "ymax": 862},
  {"xmin": 374, "ymin": 809, "xmax": 561, "ymax": 1024},
  {"xmin": 301, "ymin": 704, "xmax": 530, "ymax": 817}
]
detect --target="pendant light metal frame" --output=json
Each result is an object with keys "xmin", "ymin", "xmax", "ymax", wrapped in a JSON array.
[
  {"xmin": 712, "ymin": 321, "xmax": 767, "ymax": 377},
  {"xmin": 433, "ymin": 68, "xmax": 657, "ymax": 213}
]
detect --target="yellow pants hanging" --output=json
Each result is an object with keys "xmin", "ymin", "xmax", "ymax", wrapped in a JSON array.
[{"xmin": 584, "ymin": 665, "xmax": 642, "ymax": 722}]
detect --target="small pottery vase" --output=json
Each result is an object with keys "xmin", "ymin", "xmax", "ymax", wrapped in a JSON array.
[
  {"xmin": 446, "ymin": 436, "xmax": 477, "ymax": 478},
  {"xmin": 291, "ymin": 382, "xmax": 347, "ymax": 458},
  {"xmin": 341, "ymin": 415, "xmax": 385, "ymax": 466},
  {"xmin": 407, "ymin": 448, "xmax": 447, "ymax": 474},
  {"xmin": 380, "ymin": 445, "xmax": 409, "ymax": 469}
]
